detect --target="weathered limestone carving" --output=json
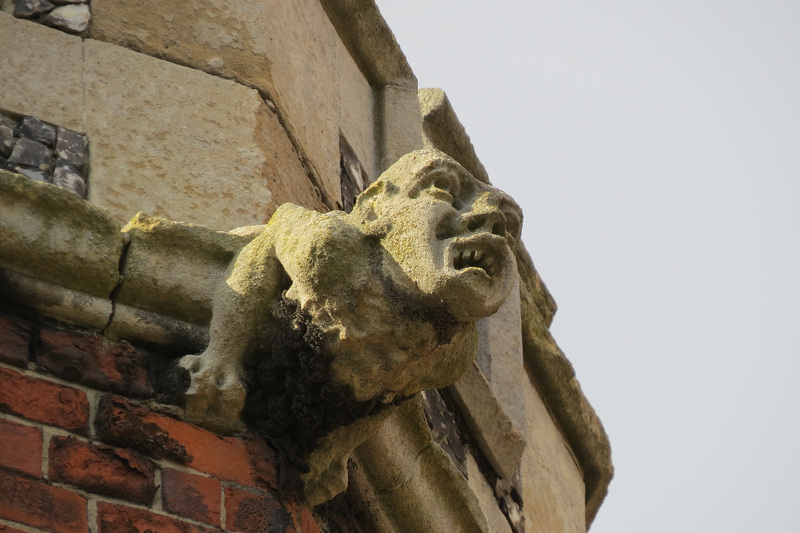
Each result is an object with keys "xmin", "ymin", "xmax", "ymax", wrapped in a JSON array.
[{"xmin": 177, "ymin": 149, "xmax": 522, "ymax": 502}]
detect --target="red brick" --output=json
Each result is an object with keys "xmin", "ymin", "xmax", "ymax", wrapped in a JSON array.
[
  {"xmin": 162, "ymin": 468, "xmax": 221, "ymax": 526},
  {"xmin": 97, "ymin": 502, "xmax": 219, "ymax": 533},
  {"xmin": 0, "ymin": 366, "xmax": 89, "ymax": 434},
  {"xmin": 96, "ymin": 396, "xmax": 277, "ymax": 488},
  {"xmin": 224, "ymin": 486, "xmax": 291, "ymax": 533},
  {"xmin": 0, "ymin": 418, "xmax": 42, "ymax": 477},
  {"xmin": 0, "ymin": 468, "xmax": 88, "ymax": 533},
  {"xmin": 0, "ymin": 316, "xmax": 30, "ymax": 368},
  {"xmin": 49, "ymin": 436, "xmax": 157, "ymax": 504},
  {"xmin": 38, "ymin": 329, "xmax": 152, "ymax": 397}
]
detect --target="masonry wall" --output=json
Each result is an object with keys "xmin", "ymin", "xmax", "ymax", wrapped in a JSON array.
[
  {"xmin": 0, "ymin": 0, "xmax": 395, "ymax": 231},
  {"xmin": 0, "ymin": 2, "xmax": 611, "ymax": 531},
  {"xmin": 0, "ymin": 313, "xmax": 321, "ymax": 533}
]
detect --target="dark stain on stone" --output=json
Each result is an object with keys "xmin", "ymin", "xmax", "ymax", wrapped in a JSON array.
[
  {"xmin": 150, "ymin": 355, "xmax": 190, "ymax": 407},
  {"xmin": 244, "ymin": 295, "xmax": 395, "ymax": 475}
]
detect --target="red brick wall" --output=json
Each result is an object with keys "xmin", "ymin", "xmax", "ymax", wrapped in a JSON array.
[{"xmin": 0, "ymin": 313, "xmax": 321, "ymax": 533}]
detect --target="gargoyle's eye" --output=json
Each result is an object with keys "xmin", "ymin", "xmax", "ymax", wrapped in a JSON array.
[{"xmin": 427, "ymin": 173, "xmax": 458, "ymax": 205}]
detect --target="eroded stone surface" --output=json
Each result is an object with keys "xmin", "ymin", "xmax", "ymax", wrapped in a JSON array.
[
  {"xmin": 84, "ymin": 38, "xmax": 321, "ymax": 230},
  {"xmin": 176, "ymin": 150, "xmax": 522, "ymax": 504},
  {"xmin": 90, "ymin": 0, "xmax": 376, "ymax": 204},
  {"xmin": 0, "ymin": 15, "xmax": 84, "ymax": 131},
  {"xmin": 0, "ymin": 169, "xmax": 122, "ymax": 298}
]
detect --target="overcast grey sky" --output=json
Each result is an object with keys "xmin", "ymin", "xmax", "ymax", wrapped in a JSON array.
[{"xmin": 375, "ymin": 1, "xmax": 800, "ymax": 531}]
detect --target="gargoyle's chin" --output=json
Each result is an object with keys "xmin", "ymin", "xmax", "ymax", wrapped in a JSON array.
[{"xmin": 439, "ymin": 237, "xmax": 513, "ymax": 319}]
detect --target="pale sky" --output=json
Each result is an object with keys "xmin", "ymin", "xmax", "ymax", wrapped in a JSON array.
[{"xmin": 375, "ymin": 1, "xmax": 800, "ymax": 531}]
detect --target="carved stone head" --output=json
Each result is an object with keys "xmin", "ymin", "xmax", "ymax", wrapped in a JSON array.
[{"xmin": 352, "ymin": 150, "xmax": 522, "ymax": 320}]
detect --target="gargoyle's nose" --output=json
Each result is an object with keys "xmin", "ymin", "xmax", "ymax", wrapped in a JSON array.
[{"xmin": 464, "ymin": 194, "xmax": 507, "ymax": 237}]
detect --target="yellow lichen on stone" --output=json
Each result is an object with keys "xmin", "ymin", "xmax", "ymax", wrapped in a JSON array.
[{"xmin": 175, "ymin": 150, "xmax": 522, "ymax": 503}]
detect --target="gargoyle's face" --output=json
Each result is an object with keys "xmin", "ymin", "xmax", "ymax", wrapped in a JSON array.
[{"xmin": 363, "ymin": 151, "xmax": 522, "ymax": 320}]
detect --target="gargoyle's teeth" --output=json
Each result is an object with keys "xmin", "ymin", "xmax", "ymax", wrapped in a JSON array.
[{"xmin": 454, "ymin": 248, "xmax": 498, "ymax": 275}]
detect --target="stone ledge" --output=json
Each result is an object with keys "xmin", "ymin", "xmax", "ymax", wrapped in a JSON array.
[
  {"xmin": 0, "ymin": 170, "xmax": 122, "ymax": 299},
  {"xmin": 449, "ymin": 362, "xmax": 527, "ymax": 480}
]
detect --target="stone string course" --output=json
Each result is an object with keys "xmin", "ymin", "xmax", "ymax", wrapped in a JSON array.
[
  {"xmin": 0, "ymin": 312, "xmax": 322, "ymax": 533},
  {"xmin": 8, "ymin": 0, "xmax": 91, "ymax": 34},
  {"xmin": 0, "ymin": 113, "xmax": 89, "ymax": 198}
]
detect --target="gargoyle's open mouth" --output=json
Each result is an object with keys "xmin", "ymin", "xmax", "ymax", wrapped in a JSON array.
[
  {"xmin": 450, "ymin": 235, "xmax": 507, "ymax": 277},
  {"xmin": 453, "ymin": 248, "xmax": 499, "ymax": 276}
]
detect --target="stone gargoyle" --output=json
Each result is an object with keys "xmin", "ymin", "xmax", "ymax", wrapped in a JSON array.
[{"xmin": 177, "ymin": 149, "xmax": 522, "ymax": 503}]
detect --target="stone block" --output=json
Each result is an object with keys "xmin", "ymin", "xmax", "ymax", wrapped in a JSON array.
[
  {"xmin": 449, "ymin": 362, "xmax": 526, "ymax": 480},
  {"xmin": 464, "ymin": 454, "xmax": 513, "ymax": 533},
  {"xmin": 475, "ymin": 269, "xmax": 527, "ymax": 435},
  {"xmin": 115, "ymin": 213, "xmax": 246, "ymax": 326},
  {"xmin": 89, "ymin": 0, "xmax": 376, "ymax": 207},
  {"xmin": 338, "ymin": 47, "xmax": 376, "ymax": 180},
  {"xmin": 419, "ymin": 88, "xmax": 490, "ymax": 184},
  {"xmin": 518, "ymin": 239, "xmax": 612, "ymax": 525},
  {"xmin": 83, "ymin": 39, "xmax": 320, "ymax": 231},
  {"xmin": 0, "ymin": 14, "xmax": 83, "ymax": 131},
  {"xmin": 376, "ymin": 85, "xmax": 424, "ymax": 172},
  {"xmin": 0, "ymin": 170, "xmax": 123, "ymax": 299},
  {"xmin": 521, "ymin": 381, "xmax": 586, "ymax": 533},
  {"xmin": 90, "ymin": 0, "xmax": 276, "ymax": 110}
]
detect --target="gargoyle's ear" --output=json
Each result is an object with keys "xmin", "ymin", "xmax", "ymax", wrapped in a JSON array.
[
  {"xmin": 354, "ymin": 180, "xmax": 385, "ymax": 221},
  {"xmin": 354, "ymin": 180, "xmax": 392, "ymax": 237}
]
